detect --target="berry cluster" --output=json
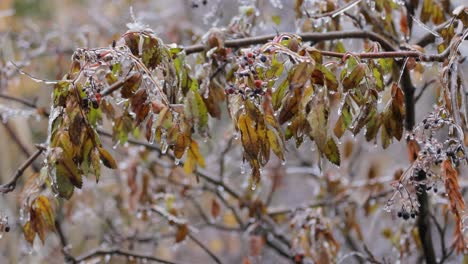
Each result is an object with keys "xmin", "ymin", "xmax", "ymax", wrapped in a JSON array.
[
  {"xmin": 385, "ymin": 107, "xmax": 466, "ymax": 219},
  {"xmin": 225, "ymin": 49, "xmax": 269, "ymax": 99}
]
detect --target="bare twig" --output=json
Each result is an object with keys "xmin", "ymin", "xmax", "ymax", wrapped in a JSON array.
[
  {"xmin": 306, "ymin": 0, "xmax": 362, "ymax": 19},
  {"xmin": 188, "ymin": 233, "xmax": 223, "ymax": 264},
  {"xmin": 414, "ymin": 79, "xmax": 437, "ymax": 102},
  {"xmin": 0, "ymin": 146, "xmax": 44, "ymax": 193},
  {"xmin": 73, "ymin": 248, "xmax": 178, "ymax": 264}
]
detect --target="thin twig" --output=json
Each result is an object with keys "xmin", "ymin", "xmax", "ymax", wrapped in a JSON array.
[
  {"xmin": 306, "ymin": 0, "xmax": 362, "ymax": 19},
  {"xmin": 73, "ymin": 248, "xmax": 178, "ymax": 264},
  {"xmin": 0, "ymin": 146, "xmax": 44, "ymax": 193},
  {"xmin": 188, "ymin": 233, "xmax": 222, "ymax": 264},
  {"xmin": 414, "ymin": 79, "xmax": 437, "ymax": 102}
]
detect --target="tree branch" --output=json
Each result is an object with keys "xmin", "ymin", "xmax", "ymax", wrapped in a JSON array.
[
  {"xmin": 184, "ymin": 30, "xmax": 397, "ymax": 54},
  {"xmin": 0, "ymin": 146, "xmax": 44, "ymax": 193}
]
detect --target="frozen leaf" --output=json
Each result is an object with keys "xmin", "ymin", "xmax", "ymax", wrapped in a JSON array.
[
  {"xmin": 175, "ymin": 224, "xmax": 189, "ymax": 243},
  {"xmin": 55, "ymin": 164, "xmax": 75, "ymax": 199},
  {"xmin": 290, "ymin": 62, "xmax": 314, "ymax": 88},
  {"xmin": 238, "ymin": 113, "xmax": 259, "ymax": 160},
  {"xmin": 272, "ymin": 79, "xmax": 289, "ymax": 111},
  {"xmin": 174, "ymin": 134, "xmax": 190, "ymax": 159},
  {"xmin": 184, "ymin": 140, "xmax": 205, "ymax": 174},
  {"xmin": 30, "ymin": 196, "xmax": 55, "ymax": 244},
  {"xmin": 311, "ymin": 64, "xmax": 338, "ymax": 91},
  {"xmin": 97, "ymin": 146, "xmax": 117, "ymax": 169},
  {"xmin": 131, "ymin": 90, "xmax": 150, "ymax": 124},
  {"xmin": 324, "ymin": 138, "xmax": 340, "ymax": 166},
  {"xmin": 420, "ymin": 0, "xmax": 433, "ymax": 23},
  {"xmin": 23, "ymin": 221, "xmax": 35, "ymax": 244},
  {"xmin": 267, "ymin": 129, "xmax": 284, "ymax": 161},
  {"xmin": 307, "ymin": 88, "xmax": 328, "ymax": 150},
  {"xmin": 121, "ymin": 72, "xmax": 142, "ymax": 98},
  {"xmin": 333, "ymin": 99, "xmax": 352, "ymax": 138},
  {"xmin": 342, "ymin": 63, "xmax": 366, "ymax": 92},
  {"xmin": 279, "ymin": 88, "xmax": 301, "ymax": 124}
]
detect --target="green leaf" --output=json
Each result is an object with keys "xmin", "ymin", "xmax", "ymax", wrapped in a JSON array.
[
  {"xmin": 272, "ymin": 79, "xmax": 289, "ymax": 110},
  {"xmin": 271, "ymin": 15, "xmax": 281, "ymax": 25},
  {"xmin": 342, "ymin": 63, "xmax": 366, "ymax": 92},
  {"xmin": 324, "ymin": 138, "xmax": 341, "ymax": 166},
  {"xmin": 54, "ymin": 164, "xmax": 75, "ymax": 199},
  {"xmin": 334, "ymin": 100, "xmax": 352, "ymax": 138}
]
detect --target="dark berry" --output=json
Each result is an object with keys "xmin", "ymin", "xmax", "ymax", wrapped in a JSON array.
[
  {"xmin": 415, "ymin": 169, "xmax": 426, "ymax": 181},
  {"xmin": 433, "ymin": 188, "xmax": 438, "ymax": 193},
  {"xmin": 397, "ymin": 211, "xmax": 403, "ymax": 218},
  {"xmin": 260, "ymin": 55, "xmax": 267, "ymax": 62},
  {"xmin": 402, "ymin": 212, "xmax": 410, "ymax": 220},
  {"xmin": 225, "ymin": 88, "xmax": 235, "ymax": 94},
  {"xmin": 91, "ymin": 98, "xmax": 99, "ymax": 108},
  {"xmin": 411, "ymin": 213, "xmax": 416, "ymax": 218},
  {"xmin": 202, "ymin": 0, "xmax": 207, "ymax": 5},
  {"xmin": 82, "ymin": 97, "xmax": 89, "ymax": 107},
  {"xmin": 4, "ymin": 226, "xmax": 10, "ymax": 232}
]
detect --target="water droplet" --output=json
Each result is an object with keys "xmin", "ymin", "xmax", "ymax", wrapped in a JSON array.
[
  {"xmin": 240, "ymin": 162, "xmax": 246, "ymax": 174},
  {"xmin": 113, "ymin": 140, "xmax": 120, "ymax": 149},
  {"xmin": 281, "ymin": 160, "xmax": 286, "ymax": 166},
  {"xmin": 251, "ymin": 183, "xmax": 257, "ymax": 190}
]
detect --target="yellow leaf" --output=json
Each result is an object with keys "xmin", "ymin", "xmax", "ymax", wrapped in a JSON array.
[
  {"xmin": 238, "ymin": 113, "xmax": 259, "ymax": 160},
  {"xmin": 23, "ymin": 221, "xmax": 36, "ymax": 245},
  {"xmin": 183, "ymin": 140, "xmax": 205, "ymax": 174},
  {"xmin": 97, "ymin": 146, "xmax": 117, "ymax": 169}
]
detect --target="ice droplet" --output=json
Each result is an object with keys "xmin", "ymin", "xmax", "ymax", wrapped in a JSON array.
[
  {"xmin": 251, "ymin": 183, "xmax": 257, "ymax": 191},
  {"xmin": 240, "ymin": 162, "xmax": 246, "ymax": 174}
]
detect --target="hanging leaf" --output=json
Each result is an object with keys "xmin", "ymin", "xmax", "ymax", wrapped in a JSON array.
[
  {"xmin": 324, "ymin": 137, "xmax": 341, "ymax": 166},
  {"xmin": 97, "ymin": 146, "xmax": 118, "ymax": 169},
  {"xmin": 311, "ymin": 64, "xmax": 338, "ymax": 91},
  {"xmin": 23, "ymin": 221, "xmax": 36, "ymax": 244},
  {"xmin": 184, "ymin": 140, "xmax": 205, "ymax": 174},
  {"xmin": 342, "ymin": 63, "xmax": 366, "ymax": 92},
  {"xmin": 121, "ymin": 72, "xmax": 142, "ymax": 98},
  {"xmin": 175, "ymin": 224, "xmax": 189, "ymax": 243},
  {"xmin": 307, "ymin": 88, "xmax": 328, "ymax": 150},
  {"xmin": 28, "ymin": 196, "xmax": 56, "ymax": 244},
  {"xmin": 334, "ymin": 98, "xmax": 352, "ymax": 138},
  {"xmin": 211, "ymin": 198, "xmax": 221, "ymax": 218},
  {"xmin": 238, "ymin": 113, "xmax": 260, "ymax": 160}
]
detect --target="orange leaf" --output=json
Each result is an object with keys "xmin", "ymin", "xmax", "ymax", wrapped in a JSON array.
[
  {"xmin": 175, "ymin": 224, "xmax": 189, "ymax": 243},
  {"xmin": 211, "ymin": 198, "xmax": 221, "ymax": 219}
]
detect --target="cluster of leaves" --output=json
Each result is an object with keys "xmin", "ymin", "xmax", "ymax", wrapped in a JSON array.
[
  {"xmin": 34, "ymin": 25, "xmax": 412, "ymax": 242},
  {"xmin": 22, "ymin": 196, "xmax": 55, "ymax": 244}
]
